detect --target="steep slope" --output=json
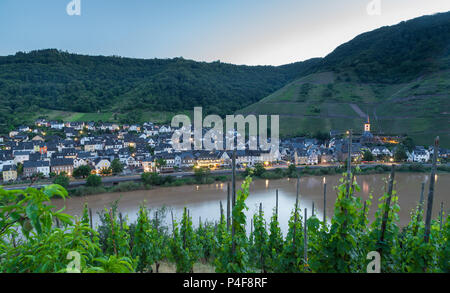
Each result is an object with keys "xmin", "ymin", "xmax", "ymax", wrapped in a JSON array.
[{"xmin": 240, "ymin": 12, "xmax": 450, "ymax": 146}]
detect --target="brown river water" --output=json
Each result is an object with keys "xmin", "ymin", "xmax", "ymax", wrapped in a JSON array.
[{"xmin": 53, "ymin": 173, "xmax": 449, "ymax": 234}]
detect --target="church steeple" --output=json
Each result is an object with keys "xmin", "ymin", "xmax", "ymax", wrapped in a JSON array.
[{"xmin": 364, "ymin": 114, "xmax": 371, "ymax": 132}]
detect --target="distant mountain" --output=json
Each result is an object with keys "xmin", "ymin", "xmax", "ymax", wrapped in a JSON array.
[
  {"xmin": 240, "ymin": 12, "xmax": 450, "ymax": 146},
  {"xmin": 0, "ymin": 49, "xmax": 319, "ymax": 132}
]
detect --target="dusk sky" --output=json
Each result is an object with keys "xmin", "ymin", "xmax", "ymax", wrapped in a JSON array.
[{"xmin": 1, "ymin": 0, "xmax": 449, "ymax": 65}]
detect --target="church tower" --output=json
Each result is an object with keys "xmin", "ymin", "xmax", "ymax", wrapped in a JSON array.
[{"xmin": 364, "ymin": 116, "xmax": 371, "ymax": 132}]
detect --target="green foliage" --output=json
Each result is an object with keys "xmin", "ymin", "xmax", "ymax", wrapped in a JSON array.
[
  {"xmin": 194, "ymin": 167, "xmax": 210, "ymax": 184},
  {"xmin": 323, "ymin": 12, "xmax": 450, "ymax": 83},
  {"xmin": 86, "ymin": 174, "xmax": 102, "ymax": 187},
  {"xmin": 253, "ymin": 163, "xmax": 266, "ymax": 177},
  {"xmin": 131, "ymin": 204, "xmax": 166, "ymax": 272},
  {"xmin": 1, "ymin": 170, "xmax": 448, "ymax": 273},
  {"xmin": 394, "ymin": 146, "xmax": 408, "ymax": 162},
  {"xmin": 0, "ymin": 48, "xmax": 318, "ymax": 133},
  {"xmin": 169, "ymin": 208, "xmax": 200, "ymax": 272},
  {"xmin": 53, "ymin": 174, "xmax": 70, "ymax": 189},
  {"xmin": 73, "ymin": 165, "xmax": 92, "ymax": 179},
  {"xmin": 362, "ymin": 150, "xmax": 374, "ymax": 162},
  {"xmin": 111, "ymin": 159, "xmax": 124, "ymax": 175}
]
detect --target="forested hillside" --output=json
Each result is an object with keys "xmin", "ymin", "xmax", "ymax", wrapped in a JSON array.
[{"xmin": 0, "ymin": 49, "xmax": 319, "ymax": 133}]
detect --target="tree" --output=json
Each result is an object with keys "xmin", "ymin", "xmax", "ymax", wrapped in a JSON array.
[
  {"xmin": 156, "ymin": 158, "xmax": 167, "ymax": 170},
  {"xmin": 362, "ymin": 150, "xmax": 374, "ymax": 162},
  {"xmin": 86, "ymin": 174, "xmax": 102, "ymax": 187},
  {"xmin": 141, "ymin": 172, "xmax": 164, "ymax": 186},
  {"xmin": 16, "ymin": 163, "xmax": 23, "ymax": 176},
  {"xmin": 111, "ymin": 159, "xmax": 124, "ymax": 175},
  {"xmin": 73, "ymin": 165, "xmax": 92, "ymax": 178},
  {"xmin": 403, "ymin": 137, "xmax": 415, "ymax": 152},
  {"xmin": 253, "ymin": 163, "xmax": 266, "ymax": 177},
  {"xmin": 287, "ymin": 164, "xmax": 297, "ymax": 177},
  {"xmin": 194, "ymin": 167, "xmax": 210, "ymax": 184},
  {"xmin": 394, "ymin": 146, "xmax": 408, "ymax": 162},
  {"xmin": 53, "ymin": 174, "xmax": 70, "ymax": 189}
]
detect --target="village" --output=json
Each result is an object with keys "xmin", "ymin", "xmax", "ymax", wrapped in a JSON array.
[{"xmin": 0, "ymin": 117, "xmax": 448, "ymax": 184}]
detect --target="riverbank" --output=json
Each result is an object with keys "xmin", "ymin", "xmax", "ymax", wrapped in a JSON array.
[{"xmin": 67, "ymin": 163, "xmax": 450, "ymax": 197}]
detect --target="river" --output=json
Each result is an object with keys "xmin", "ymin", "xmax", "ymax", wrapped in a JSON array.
[{"xmin": 53, "ymin": 173, "xmax": 449, "ymax": 234}]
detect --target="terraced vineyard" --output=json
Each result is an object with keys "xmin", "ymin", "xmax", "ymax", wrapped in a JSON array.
[{"xmin": 239, "ymin": 70, "xmax": 450, "ymax": 146}]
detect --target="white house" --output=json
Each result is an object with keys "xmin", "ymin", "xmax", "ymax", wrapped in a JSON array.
[
  {"xmin": 412, "ymin": 149, "xmax": 430, "ymax": 162},
  {"xmin": 73, "ymin": 158, "xmax": 88, "ymax": 168},
  {"xmin": 94, "ymin": 158, "xmax": 111, "ymax": 172},
  {"xmin": 13, "ymin": 151, "xmax": 30, "ymax": 165}
]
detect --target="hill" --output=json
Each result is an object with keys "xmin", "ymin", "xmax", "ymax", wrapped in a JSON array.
[
  {"xmin": 0, "ymin": 49, "xmax": 319, "ymax": 132},
  {"xmin": 239, "ymin": 12, "xmax": 450, "ymax": 146}
]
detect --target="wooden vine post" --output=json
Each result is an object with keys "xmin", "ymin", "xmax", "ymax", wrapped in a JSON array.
[
  {"xmin": 414, "ymin": 182, "xmax": 425, "ymax": 235},
  {"xmin": 227, "ymin": 182, "xmax": 231, "ymax": 231},
  {"xmin": 259, "ymin": 202, "xmax": 264, "ymax": 273},
  {"xmin": 304, "ymin": 208, "xmax": 308, "ymax": 267},
  {"xmin": 231, "ymin": 149, "xmax": 236, "ymax": 254},
  {"xmin": 275, "ymin": 189, "xmax": 279, "ymax": 218},
  {"xmin": 109, "ymin": 208, "xmax": 117, "ymax": 256},
  {"xmin": 219, "ymin": 201, "xmax": 224, "ymax": 226},
  {"xmin": 293, "ymin": 177, "xmax": 300, "ymax": 250},
  {"xmin": 89, "ymin": 208, "xmax": 93, "ymax": 230},
  {"xmin": 171, "ymin": 210, "xmax": 175, "ymax": 239},
  {"xmin": 424, "ymin": 137, "xmax": 439, "ymax": 243},
  {"xmin": 346, "ymin": 129, "xmax": 352, "ymax": 196},
  {"xmin": 323, "ymin": 177, "xmax": 327, "ymax": 223},
  {"xmin": 378, "ymin": 164, "xmax": 396, "ymax": 252}
]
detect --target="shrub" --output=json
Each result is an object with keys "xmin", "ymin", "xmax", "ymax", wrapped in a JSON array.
[
  {"xmin": 86, "ymin": 174, "xmax": 102, "ymax": 187},
  {"xmin": 53, "ymin": 174, "xmax": 70, "ymax": 189}
]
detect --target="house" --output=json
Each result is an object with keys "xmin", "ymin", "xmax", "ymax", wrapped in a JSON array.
[
  {"xmin": 13, "ymin": 150, "xmax": 30, "ymax": 165},
  {"xmin": 175, "ymin": 152, "xmax": 195, "ymax": 168},
  {"xmin": 319, "ymin": 148, "xmax": 334, "ymax": 164},
  {"xmin": 35, "ymin": 119, "xmax": 48, "ymax": 127},
  {"xmin": 0, "ymin": 150, "xmax": 15, "ymax": 171},
  {"xmin": 154, "ymin": 152, "xmax": 175, "ymax": 171},
  {"xmin": 194, "ymin": 151, "xmax": 223, "ymax": 168},
  {"xmin": 141, "ymin": 157, "xmax": 156, "ymax": 172},
  {"xmin": 93, "ymin": 158, "xmax": 111, "ymax": 173},
  {"xmin": 73, "ymin": 157, "xmax": 88, "ymax": 168},
  {"xmin": 32, "ymin": 135, "xmax": 45, "ymax": 142},
  {"xmin": 159, "ymin": 125, "xmax": 172, "ymax": 133},
  {"xmin": 371, "ymin": 146, "xmax": 392, "ymax": 157},
  {"xmin": 84, "ymin": 140, "xmax": 103, "ymax": 152},
  {"xmin": 50, "ymin": 121, "xmax": 65, "ymax": 130},
  {"xmin": 18, "ymin": 125, "xmax": 30, "ymax": 133},
  {"xmin": 411, "ymin": 148, "xmax": 430, "ymax": 163},
  {"xmin": 64, "ymin": 127, "xmax": 77, "ymax": 138},
  {"xmin": 2, "ymin": 165, "xmax": 17, "ymax": 182},
  {"xmin": 129, "ymin": 125, "xmax": 141, "ymax": 132},
  {"xmin": 23, "ymin": 160, "xmax": 50, "ymax": 178},
  {"xmin": 51, "ymin": 158, "xmax": 74, "ymax": 175},
  {"xmin": 294, "ymin": 148, "xmax": 308, "ymax": 165}
]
